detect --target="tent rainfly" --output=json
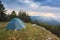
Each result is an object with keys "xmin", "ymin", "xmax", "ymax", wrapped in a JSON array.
[{"xmin": 6, "ymin": 18, "xmax": 26, "ymax": 30}]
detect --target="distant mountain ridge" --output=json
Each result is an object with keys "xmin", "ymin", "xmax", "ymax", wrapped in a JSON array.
[{"xmin": 30, "ymin": 16, "xmax": 60, "ymax": 25}]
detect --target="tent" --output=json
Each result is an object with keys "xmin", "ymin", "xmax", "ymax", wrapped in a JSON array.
[{"xmin": 6, "ymin": 18, "xmax": 26, "ymax": 30}]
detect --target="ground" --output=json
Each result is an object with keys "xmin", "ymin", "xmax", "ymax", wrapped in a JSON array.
[{"xmin": 0, "ymin": 22, "xmax": 60, "ymax": 40}]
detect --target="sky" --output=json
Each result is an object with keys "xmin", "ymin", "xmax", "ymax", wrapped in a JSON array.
[{"xmin": 0, "ymin": 0, "xmax": 60, "ymax": 17}]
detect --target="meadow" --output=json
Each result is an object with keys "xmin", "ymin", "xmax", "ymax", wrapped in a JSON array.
[{"xmin": 0, "ymin": 22, "xmax": 60, "ymax": 40}]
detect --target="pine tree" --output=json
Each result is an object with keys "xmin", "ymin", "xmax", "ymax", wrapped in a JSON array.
[
  {"xmin": 0, "ymin": 1, "xmax": 7, "ymax": 21},
  {"xmin": 9, "ymin": 11, "xmax": 17, "ymax": 20},
  {"xmin": 18, "ymin": 10, "xmax": 31, "ymax": 23}
]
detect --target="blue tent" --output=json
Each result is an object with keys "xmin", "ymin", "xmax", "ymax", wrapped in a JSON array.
[{"xmin": 6, "ymin": 18, "xmax": 26, "ymax": 30}]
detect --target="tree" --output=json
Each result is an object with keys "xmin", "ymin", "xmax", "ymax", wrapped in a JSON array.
[
  {"xmin": 18, "ymin": 10, "xmax": 31, "ymax": 23},
  {"xmin": 0, "ymin": 1, "xmax": 7, "ymax": 21},
  {"xmin": 9, "ymin": 11, "xmax": 17, "ymax": 20}
]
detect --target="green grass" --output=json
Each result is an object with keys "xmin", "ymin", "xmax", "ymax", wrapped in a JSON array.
[{"xmin": 0, "ymin": 22, "xmax": 60, "ymax": 40}]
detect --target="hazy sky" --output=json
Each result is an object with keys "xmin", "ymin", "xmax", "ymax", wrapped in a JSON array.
[{"xmin": 0, "ymin": 0, "xmax": 60, "ymax": 17}]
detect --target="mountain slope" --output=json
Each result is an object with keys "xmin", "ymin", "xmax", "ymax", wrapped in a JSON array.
[{"xmin": 0, "ymin": 22, "xmax": 60, "ymax": 40}]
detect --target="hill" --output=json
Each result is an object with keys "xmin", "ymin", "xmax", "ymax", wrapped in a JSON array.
[{"xmin": 0, "ymin": 22, "xmax": 60, "ymax": 40}]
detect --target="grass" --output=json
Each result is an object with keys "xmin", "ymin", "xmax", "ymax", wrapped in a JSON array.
[{"xmin": 0, "ymin": 22, "xmax": 60, "ymax": 40}]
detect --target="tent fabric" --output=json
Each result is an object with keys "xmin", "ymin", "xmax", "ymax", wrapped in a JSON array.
[{"xmin": 6, "ymin": 18, "xmax": 26, "ymax": 30}]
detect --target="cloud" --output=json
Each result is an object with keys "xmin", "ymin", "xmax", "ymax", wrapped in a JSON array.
[
  {"xmin": 28, "ymin": 6, "xmax": 60, "ymax": 14},
  {"xmin": 32, "ymin": 0, "xmax": 60, "ymax": 7},
  {"xmin": 17, "ymin": 0, "xmax": 40, "ymax": 9},
  {"xmin": 1, "ymin": 0, "xmax": 60, "ymax": 18},
  {"xmin": 5, "ymin": 9, "xmax": 12, "ymax": 14},
  {"xmin": 18, "ymin": 0, "xmax": 32, "ymax": 3},
  {"xmin": 30, "ymin": 3, "xmax": 39, "ymax": 8},
  {"xmin": 17, "ymin": 0, "xmax": 60, "ymax": 13},
  {"xmin": 42, "ymin": 13, "xmax": 55, "ymax": 17},
  {"xmin": 28, "ymin": 12, "xmax": 56, "ymax": 17}
]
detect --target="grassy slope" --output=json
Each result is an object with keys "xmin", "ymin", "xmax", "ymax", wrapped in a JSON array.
[{"xmin": 0, "ymin": 22, "xmax": 60, "ymax": 40}]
